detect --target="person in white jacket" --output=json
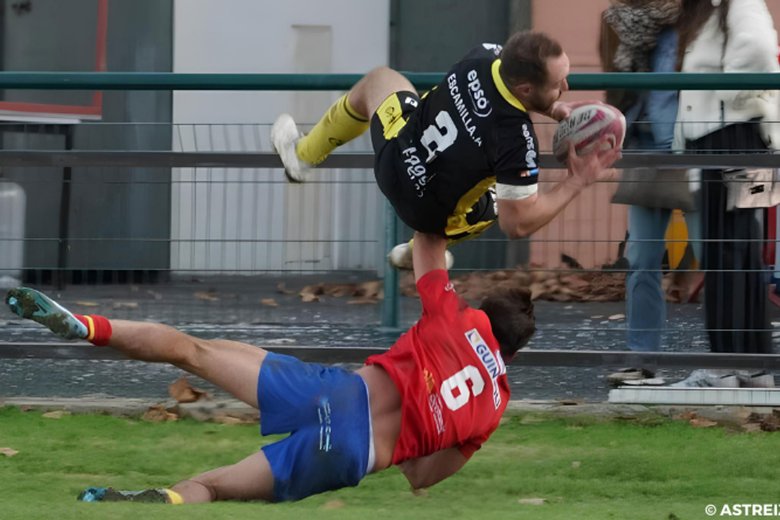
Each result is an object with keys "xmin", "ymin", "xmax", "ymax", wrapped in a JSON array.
[{"xmin": 673, "ymin": 0, "xmax": 778, "ymax": 386}]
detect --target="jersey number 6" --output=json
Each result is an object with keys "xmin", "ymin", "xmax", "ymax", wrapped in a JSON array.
[{"xmin": 440, "ymin": 365, "xmax": 485, "ymax": 411}]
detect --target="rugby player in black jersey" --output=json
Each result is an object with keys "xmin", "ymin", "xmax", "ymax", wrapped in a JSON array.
[{"xmin": 271, "ymin": 31, "xmax": 621, "ymax": 268}]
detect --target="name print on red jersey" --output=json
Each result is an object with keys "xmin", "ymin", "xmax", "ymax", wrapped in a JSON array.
[{"xmin": 465, "ymin": 329, "xmax": 507, "ymax": 410}]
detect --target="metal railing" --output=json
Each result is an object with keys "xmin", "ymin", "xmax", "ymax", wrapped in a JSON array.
[
  {"xmin": 1, "ymin": 72, "xmax": 779, "ymax": 370},
  {"xmin": 0, "ymin": 71, "xmax": 777, "ymax": 90}
]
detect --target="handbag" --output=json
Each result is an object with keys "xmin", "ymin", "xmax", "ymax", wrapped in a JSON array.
[
  {"xmin": 611, "ymin": 167, "xmax": 697, "ymax": 211},
  {"xmin": 723, "ymin": 168, "xmax": 780, "ymax": 210}
]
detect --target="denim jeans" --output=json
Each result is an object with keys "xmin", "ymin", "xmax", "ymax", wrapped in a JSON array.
[
  {"xmin": 623, "ymin": 27, "xmax": 685, "ymax": 352},
  {"xmin": 625, "ymin": 206, "xmax": 670, "ymax": 351},
  {"xmin": 625, "ymin": 205, "xmax": 701, "ymax": 351}
]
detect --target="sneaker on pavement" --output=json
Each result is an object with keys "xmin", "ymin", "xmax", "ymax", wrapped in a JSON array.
[
  {"xmin": 606, "ymin": 367, "xmax": 655, "ymax": 387},
  {"xmin": 5, "ymin": 287, "xmax": 87, "ymax": 340},
  {"xmin": 388, "ymin": 242, "xmax": 454, "ymax": 271},
  {"xmin": 671, "ymin": 369, "xmax": 740, "ymax": 388},
  {"xmin": 270, "ymin": 113, "xmax": 314, "ymax": 183},
  {"xmin": 77, "ymin": 486, "xmax": 182, "ymax": 504},
  {"xmin": 736, "ymin": 371, "xmax": 776, "ymax": 388},
  {"xmin": 621, "ymin": 377, "xmax": 666, "ymax": 386}
]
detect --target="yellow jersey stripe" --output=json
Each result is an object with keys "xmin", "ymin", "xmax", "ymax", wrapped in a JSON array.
[{"xmin": 491, "ymin": 60, "xmax": 526, "ymax": 112}]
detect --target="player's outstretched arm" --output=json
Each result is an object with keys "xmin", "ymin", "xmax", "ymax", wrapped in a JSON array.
[
  {"xmin": 397, "ymin": 447, "xmax": 468, "ymax": 490},
  {"xmin": 411, "ymin": 231, "xmax": 449, "ymax": 282},
  {"xmin": 497, "ymin": 140, "xmax": 620, "ymax": 238}
]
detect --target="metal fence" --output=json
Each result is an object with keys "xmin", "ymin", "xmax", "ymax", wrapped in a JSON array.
[{"xmin": 1, "ymin": 72, "xmax": 780, "ymax": 374}]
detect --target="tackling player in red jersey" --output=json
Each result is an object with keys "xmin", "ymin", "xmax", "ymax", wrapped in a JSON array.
[
  {"xmin": 366, "ymin": 239, "xmax": 515, "ymax": 466},
  {"xmin": 6, "ymin": 233, "xmax": 534, "ymax": 503}
]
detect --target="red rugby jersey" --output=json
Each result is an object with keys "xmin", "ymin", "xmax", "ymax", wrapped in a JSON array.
[{"xmin": 365, "ymin": 269, "xmax": 510, "ymax": 464}]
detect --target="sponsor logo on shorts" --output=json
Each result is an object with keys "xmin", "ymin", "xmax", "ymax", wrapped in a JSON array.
[
  {"xmin": 464, "ymin": 328, "xmax": 506, "ymax": 410},
  {"xmin": 401, "ymin": 146, "xmax": 436, "ymax": 198},
  {"xmin": 317, "ymin": 398, "xmax": 332, "ymax": 452}
]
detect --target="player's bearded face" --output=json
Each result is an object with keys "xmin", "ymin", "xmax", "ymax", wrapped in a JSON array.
[
  {"xmin": 526, "ymin": 87, "xmax": 561, "ymax": 114},
  {"xmin": 527, "ymin": 53, "xmax": 570, "ymax": 114}
]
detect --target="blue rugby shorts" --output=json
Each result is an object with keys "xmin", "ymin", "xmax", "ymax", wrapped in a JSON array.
[{"xmin": 258, "ymin": 352, "xmax": 372, "ymax": 501}]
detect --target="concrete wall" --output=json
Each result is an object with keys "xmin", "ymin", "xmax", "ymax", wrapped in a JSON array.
[
  {"xmin": 0, "ymin": 0, "xmax": 173, "ymax": 281},
  {"xmin": 171, "ymin": 0, "xmax": 390, "ymax": 273}
]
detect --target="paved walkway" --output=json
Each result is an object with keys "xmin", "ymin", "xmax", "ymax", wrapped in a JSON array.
[{"xmin": 1, "ymin": 274, "xmax": 778, "ymax": 402}]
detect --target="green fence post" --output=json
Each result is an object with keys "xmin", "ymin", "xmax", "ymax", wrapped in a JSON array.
[{"xmin": 381, "ymin": 199, "xmax": 400, "ymax": 330}]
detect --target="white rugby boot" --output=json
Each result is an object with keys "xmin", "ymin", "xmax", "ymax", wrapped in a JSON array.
[
  {"xmin": 388, "ymin": 242, "xmax": 454, "ymax": 271},
  {"xmin": 270, "ymin": 114, "xmax": 314, "ymax": 183}
]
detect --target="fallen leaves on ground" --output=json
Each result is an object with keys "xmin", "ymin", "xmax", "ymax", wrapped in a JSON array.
[
  {"xmin": 142, "ymin": 404, "xmax": 178, "ymax": 422},
  {"xmin": 42, "ymin": 410, "xmax": 70, "ymax": 419},
  {"xmin": 675, "ymin": 409, "xmax": 780, "ymax": 432},
  {"xmin": 299, "ymin": 280, "xmax": 382, "ymax": 304},
  {"xmin": 260, "ymin": 298, "xmax": 278, "ymax": 307},
  {"xmin": 276, "ymin": 283, "xmax": 296, "ymax": 295},
  {"xmin": 169, "ymin": 377, "xmax": 210, "ymax": 403},
  {"xmin": 689, "ymin": 418, "xmax": 718, "ymax": 429},
  {"xmin": 518, "ymin": 498, "xmax": 547, "ymax": 506},
  {"xmin": 284, "ymin": 253, "xmax": 702, "ymax": 304},
  {"xmin": 194, "ymin": 291, "xmax": 219, "ymax": 302},
  {"xmin": 212, "ymin": 415, "xmax": 253, "ymax": 425},
  {"xmin": 401, "ymin": 267, "xmax": 626, "ymax": 303},
  {"xmin": 0, "ymin": 447, "xmax": 18, "ymax": 457},
  {"xmin": 321, "ymin": 499, "xmax": 346, "ymax": 510},
  {"xmin": 745, "ymin": 410, "xmax": 780, "ymax": 432}
]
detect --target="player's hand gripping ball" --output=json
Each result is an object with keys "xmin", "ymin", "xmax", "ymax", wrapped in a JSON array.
[{"xmin": 552, "ymin": 103, "xmax": 626, "ymax": 163}]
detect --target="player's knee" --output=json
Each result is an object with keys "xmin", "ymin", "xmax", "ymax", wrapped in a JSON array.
[
  {"xmin": 188, "ymin": 477, "xmax": 219, "ymax": 502},
  {"xmin": 171, "ymin": 337, "xmax": 209, "ymax": 372},
  {"xmin": 366, "ymin": 66, "xmax": 400, "ymax": 80}
]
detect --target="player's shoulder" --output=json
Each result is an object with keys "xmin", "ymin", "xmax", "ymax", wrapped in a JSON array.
[
  {"xmin": 416, "ymin": 269, "xmax": 453, "ymax": 294},
  {"xmin": 449, "ymin": 43, "xmax": 502, "ymax": 74},
  {"xmin": 461, "ymin": 43, "xmax": 503, "ymax": 62}
]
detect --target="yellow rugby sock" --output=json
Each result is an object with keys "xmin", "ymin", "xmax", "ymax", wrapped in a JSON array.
[{"xmin": 296, "ymin": 94, "xmax": 369, "ymax": 165}]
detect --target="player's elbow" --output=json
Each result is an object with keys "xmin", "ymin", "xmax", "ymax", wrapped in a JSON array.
[
  {"xmin": 404, "ymin": 471, "xmax": 442, "ymax": 491},
  {"xmin": 499, "ymin": 218, "xmax": 533, "ymax": 239}
]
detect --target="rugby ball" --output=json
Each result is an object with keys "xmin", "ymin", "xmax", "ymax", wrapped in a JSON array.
[{"xmin": 552, "ymin": 103, "xmax": 626, "ymax": 163}]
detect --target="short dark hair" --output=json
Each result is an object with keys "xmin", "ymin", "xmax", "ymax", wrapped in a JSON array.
[
  {"xmin": 479, "ymin": 287, "xmax": 536, "ymax": 362},
  {"xmin": 499, "ymin": 31, "xmax": 563, "ymax": 87}
]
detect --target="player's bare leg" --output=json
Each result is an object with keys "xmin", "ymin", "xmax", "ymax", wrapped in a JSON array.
[
  {"xmin": 271, "ymin": 67, "xmax": 414, "ymax": 181},
  {"xmin": 6, "ymin": 287, "xmax": 266, "ymax": 407},
  {"xmin": 108, "ymin": 320, "xmax": 266, "ymax": 407},
  {"xmin": 345, "ymin": 66, "xmax": 415, "ymax": 118},
  {"xmin": 169, "ymin": 451, "xmax": 275, "ymax": 503},
  {"xmin": 6, "ymin": 287, "xmax": 277, "ymax": 504}
]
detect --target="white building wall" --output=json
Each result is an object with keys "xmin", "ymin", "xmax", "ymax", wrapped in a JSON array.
[{"xmin": 171, "ymin": 0, "xmax": 390, "ymax": 273}]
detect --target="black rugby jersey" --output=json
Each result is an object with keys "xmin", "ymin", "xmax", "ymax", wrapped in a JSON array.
[{"xmin": 394, "ymin": 43, "xmax": 540, "ymax": 220}]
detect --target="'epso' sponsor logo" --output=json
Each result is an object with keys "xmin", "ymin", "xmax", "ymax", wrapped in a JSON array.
[
  {"xmin": 464, "ymin": 329, "xmax": 506, "ymax": 409},
  {"xmin": 466, "ymin": 70, "xmax": 492, "ymax": 118}
]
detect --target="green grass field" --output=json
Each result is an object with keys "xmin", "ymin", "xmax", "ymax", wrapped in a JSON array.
[{"xmin": 0, "ymin": 406, "xmax": 777, "ymax": 520}]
